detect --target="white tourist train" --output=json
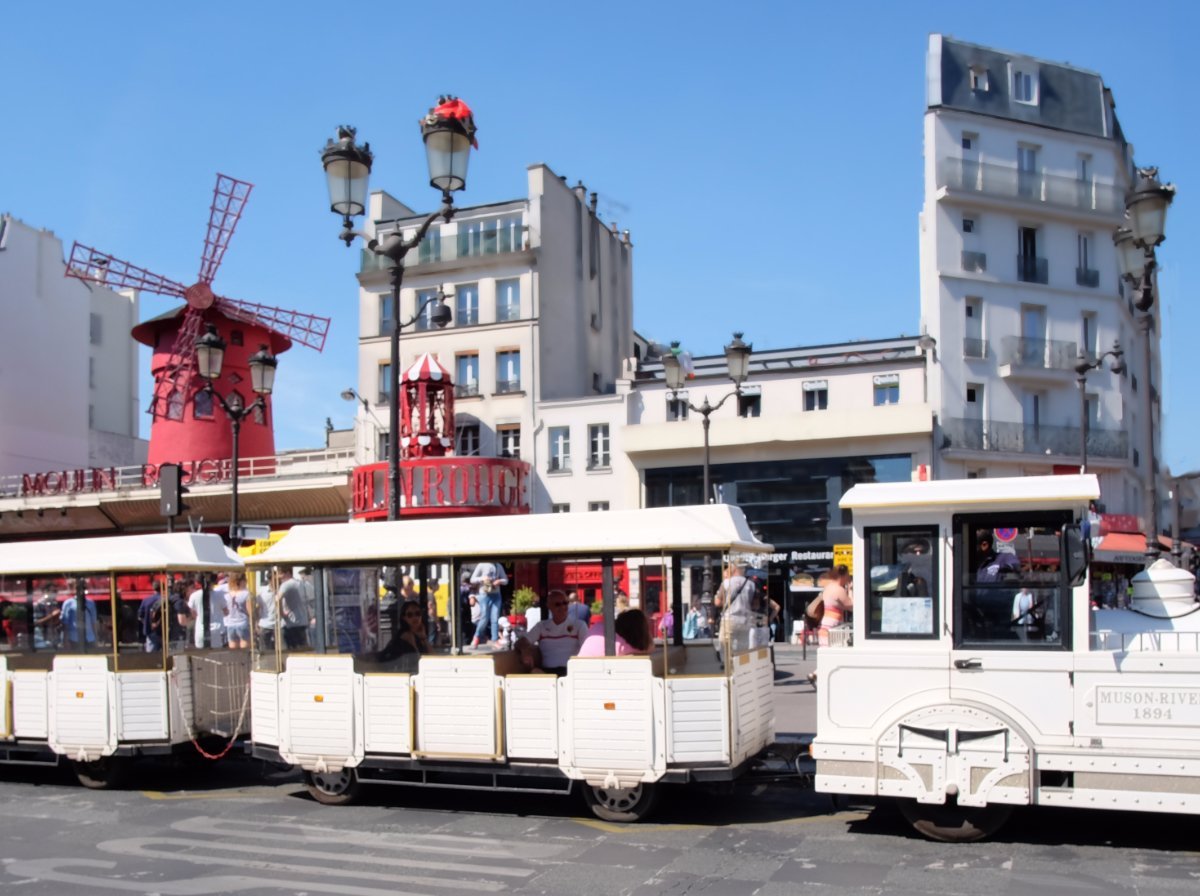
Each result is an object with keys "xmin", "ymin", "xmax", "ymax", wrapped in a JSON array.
[
  {"xmin": 0, "ymin": 532, "xmax": 247, "ymax": 787},
  {"xmin": 243, "ymin": 503, "xmax": 776, "ymax": 821},
  {"xmin": 813, "ymin": 474, "xmax": 1200, "ymax": 841}
]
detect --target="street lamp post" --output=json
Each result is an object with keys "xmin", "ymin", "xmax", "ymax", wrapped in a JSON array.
[
  {"xmin": 194, "ymin": 324, "xmax": 278, "ymax": 546},
  {"xmin": 1073, "ymin": 340, "xmax": 1125, "ymax": 474},
  {"xmin": 662, "ymin": 333, "xmax": 752, "ymax": 601},
  {"xmin": 321, "ymin": 98, "xmax": 476, "ymax": 520},
  {"xmin": 1114, "ymin": 166, "xmax": 1176, "ymax": 565}
]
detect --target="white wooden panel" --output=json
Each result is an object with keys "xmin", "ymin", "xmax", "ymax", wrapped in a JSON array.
[
  {"xmin": 564, "ymin": 658, "xmax": 655, "ymax": 773},
  {"xmin": 250, "ymin": 671, "xmax": 280, "ymax": 746},
  {"xmin": 730, "ymin": 650, "xmax": 774, "ymax": 765},
  {"xmin": 49, "ymin": 656, "xmax": 112, "ymax": 757},
  {"xmin": 363, "ymin": 674, "xmax": 412, "ymax": 755},
  {"xmin": 416, "ymin": 657, "xmax": 497, "ymax": 757},
  {"xmin": 12, "ymin": 671, "xmax": 48, "ymax": 739},
  {"xmin": 666, "ymin": 677, "xmax": 729, "ymax": 764},
  {"xmin": 504, "ymin": 675, "xmax": 558, "ymax": 760},
  {"xmin": 116, "ymin": 672, "xmax": 168, "ymax": 740},
  {"xmin": 283, "ymin": 656, "xmax": 358, "ymax": 766}
]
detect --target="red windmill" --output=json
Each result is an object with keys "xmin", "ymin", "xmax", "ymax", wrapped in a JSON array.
[{"xmin": 65, "ymin": 174, "xmax": 331, "ymax": 468}]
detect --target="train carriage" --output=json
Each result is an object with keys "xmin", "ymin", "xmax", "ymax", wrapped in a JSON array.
[
  {"xmin": 244, "ymin": 504, "xmax": 775, "ymax": 821},
  {"xmin": 0, "ymin": 532, "xmax": 246, "ymax": 786},
  {"xmin": 813, "ymin": 473, "xmax": 1200, "ymax": 841}
]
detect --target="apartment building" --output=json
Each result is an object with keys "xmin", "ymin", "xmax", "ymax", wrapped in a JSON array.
[
  {"xmin": 348, "ymin": 165, "xmax": 634, "ymax": 472},
  {"xmin": 0, "ymin": 215, "xmax": 144, "ymax": 475},
  {"xmin": 920, "ymin": 34, "xmax": 1152, "ymax": 518}
]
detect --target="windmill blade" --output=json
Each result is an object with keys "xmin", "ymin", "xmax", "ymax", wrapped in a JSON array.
[
  {"xmin": 148, "ymin": 308, "xmax": 205, "ymax": 419},
  {"xmin": 216, "ymin": 297, "xmax": 331, "ymax": 352},
  {"xmin": 66, "ymin": 243, "xmax": 188, "ymax": 298},
  {"xmin": 198, "ymin": 174, "xmax": 254, "ymax": 284}
]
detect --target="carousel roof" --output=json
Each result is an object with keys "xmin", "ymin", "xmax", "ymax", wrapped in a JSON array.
[{"xmin": 403, "ymin": 352, "xmax": 450, "ymax": 383}]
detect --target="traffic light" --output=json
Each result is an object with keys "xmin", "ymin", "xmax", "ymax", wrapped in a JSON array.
[{"xmin": 159, "ymin": 463, "xmax": 188, "ymax": 518}]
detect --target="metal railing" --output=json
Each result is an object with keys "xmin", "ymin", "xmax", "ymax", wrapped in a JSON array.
[
  {"xmin": 1017, "ymin": 254, "xmax": 1048, "ymax": 284},
  {"xmin": 496, "ymin": 304, "xmax": 521, "ymax": 322},
  {"xmin": 360, "ymin": 221, "xmax": 527, "ymax": 273},
  {"xmin": 942, "ymin": 417, "xmax": 1127, "ymax": 459},
  {"xmin": 0, "ymin": 446, "xmax": 357, "ymax": 500},
  {"xmin": 495, "ymin": 379, "xmax": 522, "ymax": 394},
  {"xmin": 1076, "ymin": 267, "xmax": 1100, "ymax": 288},
  {"xmin": 962, "ymin": 337, "xmax": 988, "ymax": 359},
  {"xmin": 939, "ymin": 157, "xmax": 1126, "ymax": 215},
  {"xmin": 997, "ymin": 336, "xmax": 1078, "ymax": 371},
  {"xmin": 454, "ymin": 383, "xmax": 480, "ymax": 398},
  {"xmin": 961, "ymin": 250, "xmax": 987, "ymax": 273}
]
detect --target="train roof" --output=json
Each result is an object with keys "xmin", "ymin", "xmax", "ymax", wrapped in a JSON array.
[
  {"xmin": 0, "ymin": 533, "xmax": 243, "ymax": 576},
  {"xmin": 841, "ymin": 474, "xmax": 1101, "ymax": 512},
  {"xmin": 247, "ymin": 504, "xmax": 773, "ymax": 567}
]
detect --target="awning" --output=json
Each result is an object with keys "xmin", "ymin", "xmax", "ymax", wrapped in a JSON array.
[{"xmin": 1093, "ymin": 532, "xmax": 1176, "ymax": 566}]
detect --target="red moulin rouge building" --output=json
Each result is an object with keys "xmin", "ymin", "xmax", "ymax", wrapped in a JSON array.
[
  {"xmin": 133, "ymin": 308, "xmax": 290, "ymax": 469},
  {"xmin": 350, "ymin": 353, "xmax": 530, "ymax": 520}
]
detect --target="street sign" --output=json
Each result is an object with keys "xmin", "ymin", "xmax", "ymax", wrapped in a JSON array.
[
  {"xmin": 833, "ymin": 544, "xmax": 853, "ymax": 569},
  {"xmin": 235, "ymin": 524, "xmax": 272, "ymax": 543}
]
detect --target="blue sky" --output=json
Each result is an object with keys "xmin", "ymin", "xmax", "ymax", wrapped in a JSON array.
[{"xmin": 3, "ymin": 1, "xmax": 1197, "ymax": 471}]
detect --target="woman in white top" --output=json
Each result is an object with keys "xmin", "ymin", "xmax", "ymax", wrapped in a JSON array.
[{"xmin": 224, "ymin": 573, "xmax": 251, "ymax": 649}]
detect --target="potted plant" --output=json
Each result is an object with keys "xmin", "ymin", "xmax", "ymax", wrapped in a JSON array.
[
  {"xmin": 3, "ymin": 603, "xmax": 27, "ymax": 645},
  {"xmin": 509, "ymin": 586, "xmax": 538, "ymax": 627}
]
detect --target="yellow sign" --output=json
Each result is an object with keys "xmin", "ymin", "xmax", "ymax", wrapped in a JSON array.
[{"xmin": 833, "ymin": 544, "xmax": 853, "ymax": 570}]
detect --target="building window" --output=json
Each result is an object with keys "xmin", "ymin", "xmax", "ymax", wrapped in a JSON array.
[
  {"xmin": 456, "ymin": 424, "xmax": 480, "ymax": 457},
  {"xmin": 497, "ymin": 424, "xmax": 521, "ymax": 459},
  {"xmin": 193, "ymin": 389, "xmax": 214, "ymax": 419},
  {"xmin": 969, "ymin": 66, "xmax": 989, "ymax": 92},
  {"xmin": 873, "ymin": 374, "xmax": 900, "ymax": 406},
  {"xmin": 166, "ymin": 389, "xmax": 185, "ymax": 421},
  {"xmin": 588, "ymin": 501, "xmax": 610, "ymax": 512},
  {"xmin": 496, "ymin": 350, "xmax": 521, "ymax": 393},
  {"xmin": 962, "ymin": 217, "xmax": 975, "ymax": 234},
  {"xmin": 588, "ymin": 424, "xmax": 610, "ymax": 470},
  {"xmin": 1076, "ymin": 232, "xmax": 1099, "ymax": 288},
  {"xmin": 90, "ymin": 313, "xmax": 102, "ymax": 345},
  {"xmin": 667, "ymin": 396, "xmax": 689, "ymax": 421},
  {"xmin": 961, "ymin": 134, "xmax": 974, "ymax": 150},
  {"xmin": 229, "ymin": 330, "xmax": 244, "ymax": 347},
  {"xmin": 803, "ymin": 380, "xmax": 828, "ymax": 411},
  {"xmin": 548, "ymin": 426, "xmax": 571, "ymax": 472},
  {"xmin": 379, "ymin": 295, "xmax": 393, "ymax": 336},
  {"xmin": 496, "ymin": 279, "xmax": 520, "ymax": 322},
  {"xmin": 551, "ymin": 503, "xmax": 570, "ymax": 514},
  {"xmin": 88, "ymin": 404, "xmax": 94, "ymax": 428},
  {"xmin": 418, "ymin": 228, "xmax": 441, "ymax": 264},
  {"xmin": 455, "ymin": 353, "xmax": 479, "ymax": 397},
  {"xmin": 738, "ymin": 391, "xmax": 761, "ymax": 418},
  {"xmin": 414, "ymin": 288, "xmax": 440, "ymax": 331},
  {"xmin": 377, "ymin": 432, "xmax": 390, "ymax": 461},
  {"xmin": 592, "ymin": 372, "xmax": 602, "ymax": 393},
  {"xmin": 1012, "ymin": 68, "xmax": 1037, "ymax": 104},
  {"xmin": 378, "ymin": 363, "xmax": 392, "ymax": 405},
  {"xmin": 1081, "ymin": 313, "xmax": 1098, "ymax": 359},
  {"xmin": 456, "ymin": 283, "xmax": 479, "ymax": 326},
  {"xmin": 88, "ymin": 357, "xmax": 96, "ymax": 389}
]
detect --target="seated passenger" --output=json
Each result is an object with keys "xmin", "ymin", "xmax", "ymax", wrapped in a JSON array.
[
  {"xmin": 515, "ymin": 589, "xmax": 587, "ymax": 674},
  {"xmin": 578, "ymin": 608, "xmax": 654, "ymax": 658},
  {"xmin": 377, "ymin": 599, "xmax": 429, "ymax": 672}
]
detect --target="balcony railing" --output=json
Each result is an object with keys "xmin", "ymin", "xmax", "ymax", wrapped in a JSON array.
[
  {"xmin": 548, "ymin": 459, "xmax": 572, "ymax": 473},
  {"xmin": 963, "ymin": 337, "xmax": 988, "ymax": 359},
  {"xmin": 1076, "ymin": 267, "xmax": 1100, "ymax": 288},
  {"xmin": 496, "ymin": 304, "xmax": 520, "ymax": 322},
  {"xmin": 454, "ymin": 383, "xmax": 480, "ymax": 398},
  {"xmin": 360, "ymin": 221, "xmax": 527, "ymax": 273},
  {"xmin": 456, "ymin": 309, "xmax": 479, "ymax": 327},
  {"xmin": 998, "ymin": 336, "xmax": 1078, "ymax": 372},
  {"xmin": 939, "ymin": 158, "xmax": 1126, "ymax": 216},
  {"xmin": 961, "ymin": 250, "xmax": 987, "ymax": 273},
  {"xmin": 942, "ymin": 417, "xmax": 1128, "ymax": 459},
  {"xmin": 1017, "ymin": 254, "xmax": 1048, "ymax": 284},
  {"xmin": 495, "ymin": 379, "xmax": 522, "ymax": 394}
]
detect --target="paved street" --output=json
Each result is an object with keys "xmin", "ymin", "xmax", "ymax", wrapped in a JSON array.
[{"xmin": 1, "ymin": 646, "xmax": 1198, "ymax": 895}]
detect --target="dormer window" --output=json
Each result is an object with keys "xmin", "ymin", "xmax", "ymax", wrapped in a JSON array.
[
  {"xmin": 1012, "ymin": 67, "xmax": 1038, "ymax": 104},
  {"xmin": 969, "ymin": 66, "xmax": 989, "ymax": 92}
]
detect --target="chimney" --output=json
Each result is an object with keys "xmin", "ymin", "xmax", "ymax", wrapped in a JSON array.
[{"xmin": 589, "ymin": 192, "xmax": 598, "ymax": 214}]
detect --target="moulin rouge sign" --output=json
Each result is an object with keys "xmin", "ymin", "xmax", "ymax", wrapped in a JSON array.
[{"xmin": 20, "ymin": 460, "xmax": 237, "ymax": 497}]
